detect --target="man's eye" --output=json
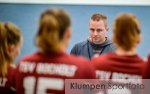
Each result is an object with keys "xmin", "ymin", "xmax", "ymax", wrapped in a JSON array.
[
  {"xmin": 97, "ymin": 29, "xmax": 103, "ymax": 32},
  {"xmin": 90, "ymin": 28, "xmax": 95, "ymax": 32}
]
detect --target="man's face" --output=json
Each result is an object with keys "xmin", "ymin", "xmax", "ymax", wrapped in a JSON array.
[{"xmin": 89, "ymin": 20, "xmax": 108, "ymax": 44}]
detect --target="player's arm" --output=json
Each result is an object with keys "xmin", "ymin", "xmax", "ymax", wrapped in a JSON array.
[{"xmin": 70, "ymin": 44, "xmax": 78, "ymax": 55}]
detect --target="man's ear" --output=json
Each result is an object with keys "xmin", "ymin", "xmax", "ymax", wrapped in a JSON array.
[
  {"xmin": 106, "ymin": 27, "xmax": 109, "ymax": 32},
  {"xmin": 105, "ymin": 27, "xmax": 109, "ymax": 38}
]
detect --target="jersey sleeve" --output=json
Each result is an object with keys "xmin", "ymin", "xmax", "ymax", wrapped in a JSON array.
[{"xmin": 143, "ymin": 55, "xmax": 150, "ymax": 79}]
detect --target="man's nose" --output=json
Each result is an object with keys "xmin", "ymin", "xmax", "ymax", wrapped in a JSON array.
[{"xmin": 94, "ymin": 31, "xmax": 98, "ymax": 35}]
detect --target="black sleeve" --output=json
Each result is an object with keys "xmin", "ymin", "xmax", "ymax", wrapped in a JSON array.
[
  {"xmin": 110, "ymin": 43, "xmax": 116, "ymax": 52},
  {"xmin": 70, "ymin": 44, "xmax": 78, "ymax": 55}
]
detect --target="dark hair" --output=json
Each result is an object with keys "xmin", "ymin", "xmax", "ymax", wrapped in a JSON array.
[
  {"xmin": 35, "ymin": 8, "xmax": 71, "ymax": 52},
  {"xmin": 0, "ymin": 22, "xmax": 22, "ymax": 77}
]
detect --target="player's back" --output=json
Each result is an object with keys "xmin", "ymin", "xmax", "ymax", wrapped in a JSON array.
[
  {"xmin": 92, "ymin": 52, "xmax": 146, "ymax": 94},
  {"xmin": 15, "ymin": 51, "xmax": 95, "ymax": 94},
  {"xmin": 0, "ymin": 66, "xmax": 16, "ymax": 94},
  {"xmin": 92, "ymin": 52, "xmax": 146, "ymax": 79}
]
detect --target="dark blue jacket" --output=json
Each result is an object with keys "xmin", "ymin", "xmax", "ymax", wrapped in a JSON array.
[{"xmin": 70, "ymin": 39, "xmax": 116, "ymax": 59}]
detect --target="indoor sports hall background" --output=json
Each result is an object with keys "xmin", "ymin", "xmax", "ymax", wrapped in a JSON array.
[{"xmin": 0, "ymin": 1, "xmax": 150, "ymax": 62}]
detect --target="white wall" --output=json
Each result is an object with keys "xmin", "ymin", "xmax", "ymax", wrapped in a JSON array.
[{"xmin": 0, "ymin": 0, "xmax": 150, "ymax": 6}]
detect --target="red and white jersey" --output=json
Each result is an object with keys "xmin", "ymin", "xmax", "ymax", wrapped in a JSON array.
[
  {"xmin": 92, "ymin": 52, "xmax": 146, "ymax": 79},
  {"xmin": 92, "ymin": 52, "xmax": 146, "ymax": 94},
  {"xmin": 15, "ymin": 51, "xmax": 95, "ymax": 94},
  {"xmin": 0, "ymin": 65, "xmax": 16, "ymax": 94}
]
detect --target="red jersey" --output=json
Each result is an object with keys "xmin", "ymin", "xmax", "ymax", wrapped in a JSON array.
[
  {"xmin": 15, "ymin": 51, "xmax": 95, "ymax": 94},
  {"xmin": 92, "ymin": 52, "xmax": 146, "ymax": 94},
  {"xmin": 143, "ymin": 55, "xmax": 150, "ymax": 79},
  {"xmin": 0, "ymin": 65, "xmax": 16, "ymax": 94}
]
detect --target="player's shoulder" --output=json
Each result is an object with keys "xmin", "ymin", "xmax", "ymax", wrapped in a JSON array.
[
  {"xmin": 20, "ymin": 52, "xmax": 39, "ymax": 61},
  {"xmin": 134, "ymin": 54, "xmax": 147, "ymax": 64},
  {"xmin": 65, "ymin": 54, "xmax": 92, "ymax": 69},
  {"xmin": 67, "ymin": 54, "xmax": 90, "ymax": 64},
  {"xmin": 8, "ymin": 64, "xmax": 16, "ymax": 69},
  {"xmin": 68, "ymin": 54, "xmax": 95, "ymax": 75},
  {"xmin": 7, "ymin": 64, "xmax": 16, "ymax": 74},
  {"xmin": 92, "ymin": 52, "xmax": 112, "ymax": 61},
  {"xmin": 91, "ymin": 52, "xmax": 114, "ymax": 67},
  {"xmin": 74, "ymin": 40, "xmax": 88, "ymax": 47}
]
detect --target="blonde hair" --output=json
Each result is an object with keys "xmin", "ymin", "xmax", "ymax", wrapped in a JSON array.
[
  {"xmin": 35, "ymin": 9, "xmax": 70, "ymax": 53},
  {"xmin": 0, "ymin": 22, "xmax": 22, "ymax": 77},
  {"xmin": 113, "ymin": 13, "xmax": 140, "ymax": 51}
]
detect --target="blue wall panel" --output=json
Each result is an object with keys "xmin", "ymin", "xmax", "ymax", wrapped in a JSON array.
[{"xmin": 0, "ymin": 4, "xmax": 150, "ymax": 63}]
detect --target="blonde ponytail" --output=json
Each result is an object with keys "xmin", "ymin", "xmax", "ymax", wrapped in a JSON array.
[
  {"xmin": 0, "ymin": 22, "xmax": 22, "ymax": 77},
  {"xmin": 35, "ymin": 9, "xmax": 70, "ymax": 53}
]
